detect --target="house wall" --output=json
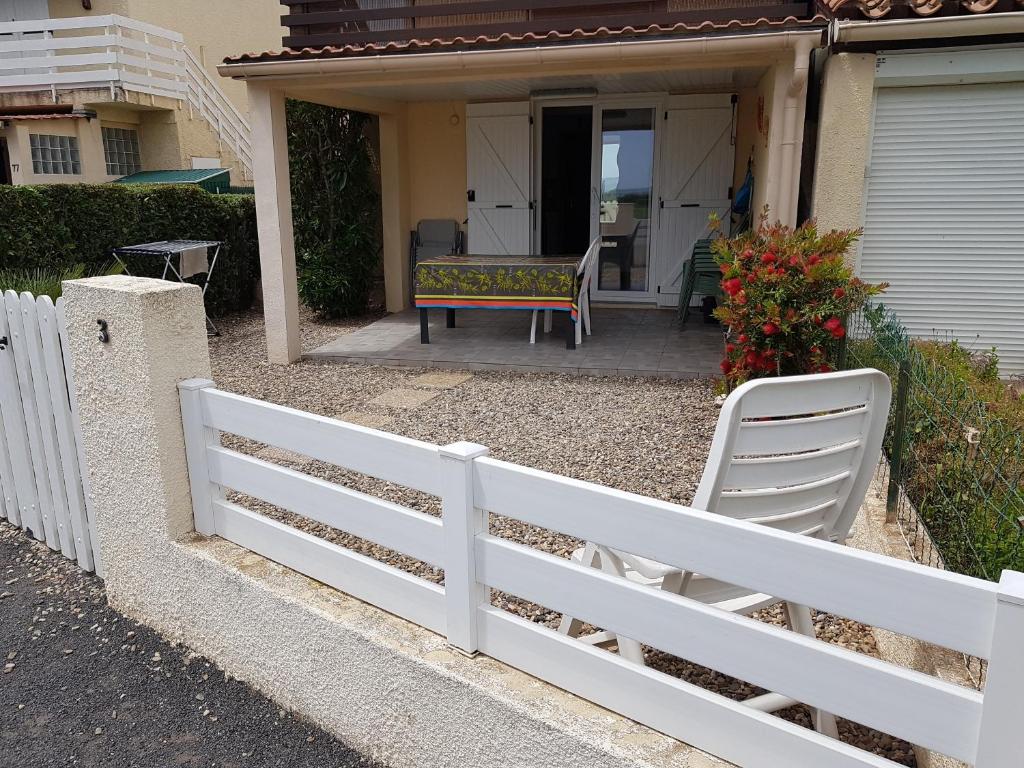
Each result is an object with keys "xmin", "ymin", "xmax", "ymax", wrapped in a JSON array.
[
  {"xmin": 751, "ymin": 64, "xmax": 779, "ymax": 222},
  {"xmin": 406, "ymin": 101, "xmax": 469, "ymax": 230},
  {"xmin": 2, "ymin": 117, "xmax": 108, "ymax": 185},
  {"xmin": 810, "ymin": 53, "xmax": 877, "ymax": 236}
]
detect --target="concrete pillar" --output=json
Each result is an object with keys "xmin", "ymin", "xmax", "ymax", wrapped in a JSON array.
[
  {"xmin": 378, "ymin": 109, "xmax": 411, "ymax": 313},
  {"xmin": 61, "ymin": 276, "xmax": 211, "ymax": 604},
  {"xmin": 250, "ymin": 85, "xmax": 301, "ymax": 364},
  {"xmin": 811, "ymin": 52, "xmax": 878, "ymax": 236}
]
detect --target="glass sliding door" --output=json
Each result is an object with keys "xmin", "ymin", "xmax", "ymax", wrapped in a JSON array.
[{"xmin": 595, "ymin": 106, "xmax": 656, "ymax": 298}]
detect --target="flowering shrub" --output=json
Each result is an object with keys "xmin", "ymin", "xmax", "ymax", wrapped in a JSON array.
[{"xmin": 713, "ymin": 220, "xmax": 886, "ymax": 385}]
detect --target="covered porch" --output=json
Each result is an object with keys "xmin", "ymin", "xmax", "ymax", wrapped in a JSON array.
[{"xmin": 219, "ymin": 18, "xmax": 825, "ymax": 364}]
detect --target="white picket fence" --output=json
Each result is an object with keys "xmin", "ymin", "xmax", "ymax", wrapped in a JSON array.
[
  {"xmin": 0, "ymin": 291, "xmax": 98, "ymax": 574},
  {"xmin": 179, "ymin": 379, "xmax": 1023, "ymax": 768}
]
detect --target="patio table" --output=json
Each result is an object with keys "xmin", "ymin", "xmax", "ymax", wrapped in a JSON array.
[{"xmin": 413, "ymin": 254, "xmax": 582, "ymax": 349}]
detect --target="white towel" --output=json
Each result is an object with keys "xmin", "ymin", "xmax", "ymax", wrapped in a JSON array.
[{"xmin": 179, "ymin": 245, "xmax": 209, "ymax": 279}]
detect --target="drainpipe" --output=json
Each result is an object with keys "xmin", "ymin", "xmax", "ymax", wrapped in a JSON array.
[{"xmin": 776, "ymin": 35, "xmax": 816, "ymax": 228}]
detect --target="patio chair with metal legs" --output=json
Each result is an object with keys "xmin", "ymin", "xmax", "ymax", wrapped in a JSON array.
[{"xmin": 557, "ymin": 368, "xmax": 893, "ymax": 739}]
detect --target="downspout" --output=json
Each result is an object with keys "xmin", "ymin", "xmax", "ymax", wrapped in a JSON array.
[{"xmin": 776, "ymin": 35, "xmax": 816, "ymax": 227}]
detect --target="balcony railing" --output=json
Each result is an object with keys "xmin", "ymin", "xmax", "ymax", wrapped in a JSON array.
[
  {"xmin": 0, "ymin": 14, "xmax": 253, "ymax": 178},
  {"xmin": 280, "ymin": 1, "xmax": 816, "ymax": 49}
]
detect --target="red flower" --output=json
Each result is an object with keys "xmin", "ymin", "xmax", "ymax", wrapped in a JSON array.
[
  {"xmin": 762, "ymin": 322, "xmax": 780, "ymax": 336},
  {"xmin": 818, "ymin": 364, "xmax": 833, "ymax": 373},
  {"xmin": 833, "ymin": 287, "xmax": 846, "ymax": 299},
  {"xmin": 830, "ymin": 325, "xmax": 846, "ymax": 340},
  {"xmin": 722, "ymin": 277, "xmax": 743, "ymax": 296},
  {"xmin": 789, "ymin": 255, "xmax": 801, "ymax": 267},
  {"xmin": 823, "ymin": 316, "xmax": 842, "ymax": 332},
  {"xmin": 807, "ymin": 254, "xmax": 821, "ymax": 266},
  {"xmin": 736, "ymin": 291, "xmax": 748, "ymax": 305},
  {"xmin": 761, "ymin": 252, "xmax": 777, "ymax": 265},
  {"xmin": 725, "ymin": 343, "xmax": 736, "ymax": 354},
  {"xmin": 737, "ymin": 334, "xmax": 748, "ymax": 343},
  {"xmin": 721, "ymin": 359, "xmax": 734, "ymax": 375},
  {"xmin": 741, "ymin": 248, "xmax": 754, "ymax": 260}
]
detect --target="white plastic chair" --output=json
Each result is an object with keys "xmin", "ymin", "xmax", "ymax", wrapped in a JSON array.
[
  {"xmin": 557, "ymin": 369, "xmax": 892, "ymax": 738},
  {"xmin": 531, "ymin": 237, "xmax": 601, "ymax": 345}
]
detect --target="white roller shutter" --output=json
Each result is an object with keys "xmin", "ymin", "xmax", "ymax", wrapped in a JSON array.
[{"xmin": 861, "ymin": 82, "xmax": 1024, "ymax": 374}]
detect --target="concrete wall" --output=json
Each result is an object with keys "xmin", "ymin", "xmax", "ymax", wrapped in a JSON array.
[
  {"xmin": 1, "ymin": 116, "xmax": 108, "ymax": 185},
  {"xmin": 810, "ymin": 53, "xmax": 877, "ymax": 234},
  {"xmin": 60, "ymin": 274, "xmax": 730, "ymax": 768}
]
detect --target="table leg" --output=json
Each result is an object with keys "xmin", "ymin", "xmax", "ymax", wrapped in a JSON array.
[
  {"xmin": 446, "ymin": 308, "xmax": 455, "ymax": 328},
  {"xmin": 420, "ymin": 308, "xmax": 430, "ymax": 344},
  {"xmin": 566, "ymin": 316, "xmax": 576, "ymax": 350}
]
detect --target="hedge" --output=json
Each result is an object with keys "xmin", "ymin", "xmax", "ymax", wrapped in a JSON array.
[{"xmin": 0, "ymin": 184, "xmax": 258, "ymax": 316}]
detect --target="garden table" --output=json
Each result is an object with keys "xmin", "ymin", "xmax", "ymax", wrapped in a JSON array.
[{"xmin": 414, "ymin": 254, "xmax": 583, "ymax": 349}]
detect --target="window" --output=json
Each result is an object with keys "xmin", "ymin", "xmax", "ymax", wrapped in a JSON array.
[
  {"xmin": 30, "ymin": 134, "xmax": 81, "ymax": 175},
  {"xmin": 102, "ymin": 127, "xmax": 141, "ymax": 176}
]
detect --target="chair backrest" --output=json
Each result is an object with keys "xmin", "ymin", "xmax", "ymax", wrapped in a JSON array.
[
  {"xmin": 577, "ymin": 236, "xmax": 602, "ymax": 290},
  {"xmin": 692, "ymin": 369, "xmax": 892, "ymax": 544},
  {"xmin": 415, "ymin": 219, "xmax": 460, "ymax": 260}
]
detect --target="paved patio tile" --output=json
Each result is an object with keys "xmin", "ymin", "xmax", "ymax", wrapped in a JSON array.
[
  {"xmin": 410, "ymin": 372, "xmax": 474, "ymax": 389},
  {"xmin": 337, "ymin": 410, "xmax": 393, "ymax": 429},
  {"xmin": 309, "ymin": 307, "xmax": 721, "ymax": 379},
  {"xmin": 367, "ymin": 387, "xmax": 441, "ymax": 409}
]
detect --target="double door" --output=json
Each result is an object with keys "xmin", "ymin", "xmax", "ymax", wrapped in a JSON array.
[{"xmin": 466, "ymin": 95, "xmax": 734, "ymax": 305}]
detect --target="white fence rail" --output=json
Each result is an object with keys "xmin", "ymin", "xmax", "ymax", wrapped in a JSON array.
[
  {"xmin": 179, "ymin": 380, "xmax": 1023, "ymax": 768},
  {"xmin": 0, "ymin": 291, "xmax": 98, "ymax": 574},
  {"xmin": 0, "ymin": 14, "xmax": 253, "ymax": 178}
]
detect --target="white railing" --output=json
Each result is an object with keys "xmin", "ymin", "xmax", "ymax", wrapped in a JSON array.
[
  {"xmin": 0, "ymin": 15, "xmax": 252, "ymax": 178},
  {"xmin": 178, "ymin": 380, "xmax": 1023, "ymax": 768},
  {"xmin": 0, "ymin": 291, "xmax": 98, "ymax": 574}
]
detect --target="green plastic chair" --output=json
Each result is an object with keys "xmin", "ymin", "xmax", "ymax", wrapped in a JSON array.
[{"xmin": 677, "ymin": 239, "xmax": 721, "ymax": 325}]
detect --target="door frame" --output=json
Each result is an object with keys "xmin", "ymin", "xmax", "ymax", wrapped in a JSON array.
[{"xmin": 533, "ymin": 92, "xmax": 666, "ymax": 303}]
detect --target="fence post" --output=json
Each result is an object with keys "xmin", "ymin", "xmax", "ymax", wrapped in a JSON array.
[
  {"xmin": 885, "ymin": 359, "xmax": 911, "ymax": 523},
  {"xmin": 974, "ymin": 570, "xmax": 1024, "ymax": 768},
  {"xmin": 178, "ymin": 378, "xmax": 223, "ymax": 536},
  {"xmin": 440, "ymin": 440, "xmax": 490, "ymax": 656}
]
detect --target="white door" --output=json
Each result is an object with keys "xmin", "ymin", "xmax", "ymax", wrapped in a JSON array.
[
  {"xmin": 861, "ymin": 83, "xmax": 1024, "ymax": 375},
  {"xmin": 466, "ymin": 102, "xmax": 532, "ymax": 255},
  {"xmin": 655, "ymin": 95, "xmax": 734, "ymax": 308}
]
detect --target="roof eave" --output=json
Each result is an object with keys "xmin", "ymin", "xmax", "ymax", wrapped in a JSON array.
[{"xmin": 218, "ymin": 26, "xmax": 827, "ymax": 82}]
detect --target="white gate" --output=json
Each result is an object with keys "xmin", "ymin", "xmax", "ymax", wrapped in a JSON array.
[{"xmin": 0, "ymin": 290, "xmax": 99, "ymax": 573}]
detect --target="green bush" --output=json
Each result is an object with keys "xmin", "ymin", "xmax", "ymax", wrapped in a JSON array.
[
  {"xmin": 0, "ymin": 184, "xmax": 258, "ymax": 316},
  {"xmin": 845, "ymin": 304, "xmax": 1024, "ymax": 580},
  {"xmin": 287, "ymin": 101, "xmax": 380, "ymax": 318}
]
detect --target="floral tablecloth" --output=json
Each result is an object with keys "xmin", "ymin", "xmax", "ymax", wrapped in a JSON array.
[{"xmin": 414, "ymin": 255, "xmax": 582, "ymax": 320}]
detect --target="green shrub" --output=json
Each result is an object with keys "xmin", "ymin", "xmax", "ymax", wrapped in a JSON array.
[
  {"xmin": 0, "ymin": 184, "xmax": 258, "ymax": 316},
  {"xmin": 287, "ymin": 101, "xmax": 380, "ymax": 318},
  {"xmin": 845, "ymin": 305, "xmax": 1024, "ymax": 580}
]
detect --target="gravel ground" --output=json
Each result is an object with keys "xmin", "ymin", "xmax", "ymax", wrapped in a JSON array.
[
  {"xmin": 205, "ymin": 308, "xmax": 917, "ymax": 765},
  {"xmin": 0, "ymin": 522, "xmax": 384, "ymax": 768}
]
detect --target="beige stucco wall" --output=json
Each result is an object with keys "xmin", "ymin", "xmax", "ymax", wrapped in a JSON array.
[
  {"xmin": 406, "ymin": 101, "xmax": 469, "ymax": 228},
  {"xmin": 810, "ymin": 53, "xmax": 877, "ymax": 234}
]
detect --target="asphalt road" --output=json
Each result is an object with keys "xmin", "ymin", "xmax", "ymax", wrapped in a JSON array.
[{"xmin": 0, "ymin": 522, "xmax": 385, "ymax": 768}]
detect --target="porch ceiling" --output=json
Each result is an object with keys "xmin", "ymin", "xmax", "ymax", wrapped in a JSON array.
[{"xmin": 315, "ymin": 65, "xmax": 767, "ymax": 103}]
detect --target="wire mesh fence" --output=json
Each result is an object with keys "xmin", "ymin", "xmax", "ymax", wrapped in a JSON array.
[{"xmin": 838, "ymin": 304, "xmax": 1024, "ymax": 689}]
